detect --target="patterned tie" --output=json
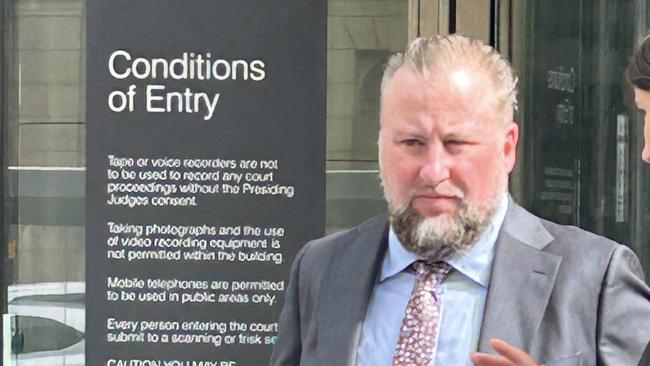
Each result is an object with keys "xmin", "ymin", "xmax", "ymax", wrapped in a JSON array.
[{"xmin": 392, "ymin": 261, "xmax": 453, "ymax": 366}]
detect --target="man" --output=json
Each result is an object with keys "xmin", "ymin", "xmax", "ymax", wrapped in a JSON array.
[{"xmin": 271, "ymin": 35, "xmax": 650, "ymax": 366}]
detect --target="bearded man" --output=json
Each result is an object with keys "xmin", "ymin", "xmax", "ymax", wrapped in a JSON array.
[{"xmin": 270, "ymin": 35, "xmax": 650, "ymax": 366}]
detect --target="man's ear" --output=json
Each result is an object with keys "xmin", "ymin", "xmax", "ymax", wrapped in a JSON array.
[{"xmin": 503, "ymin": 122, "xmax": 519, "ymax": 173}]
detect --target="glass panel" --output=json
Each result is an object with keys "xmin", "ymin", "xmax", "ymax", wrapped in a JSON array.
[
  {"xmin": 512, "ymin": 0, "xmax": 650, "ymax": 280},
  {"xmin": 3, "ymin": 0, "xmax": 86, "ymax": 364},
  {"xmin": 325, "ymin": 0, "xmax": 408, "ymax": 234}
]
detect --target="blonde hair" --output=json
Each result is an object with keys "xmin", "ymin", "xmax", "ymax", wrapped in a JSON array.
[{"xmin": 381, "ymin": 34, "xmax": 518, "ymax": 127}]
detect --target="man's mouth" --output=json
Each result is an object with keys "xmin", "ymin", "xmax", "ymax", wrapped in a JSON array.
[{"xmin": 411, "ymin": 195, "xmax": 461, "ymax": 215}]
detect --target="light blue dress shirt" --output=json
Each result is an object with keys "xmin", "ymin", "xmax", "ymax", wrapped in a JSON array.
[{"xmin": 355, "ymin": 195, "xmax": 508, "ymax": 366}]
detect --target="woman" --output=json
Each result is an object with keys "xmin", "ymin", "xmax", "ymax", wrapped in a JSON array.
[
  {"xmin": 627, "ymin": 34, "xmax": 650, "ymax": 366},
  {"xmin": 628, "ymin": 35, "xmax": 650, "ymax": 164}
]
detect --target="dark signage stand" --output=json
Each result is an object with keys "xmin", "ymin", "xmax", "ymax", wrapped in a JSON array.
[{"xmin": 86, "ymin": 2, "xmax": 325, "ymax": 364}]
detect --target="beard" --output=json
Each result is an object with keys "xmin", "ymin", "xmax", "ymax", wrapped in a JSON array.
[{"xmin": 383, "ymin": 169, "xmax": 506, "ymax": 262}]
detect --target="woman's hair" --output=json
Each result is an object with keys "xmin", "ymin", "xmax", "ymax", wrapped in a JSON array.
[{"xmin": 627, "ymin": 35, "xmax": 650, "ymax": 90}]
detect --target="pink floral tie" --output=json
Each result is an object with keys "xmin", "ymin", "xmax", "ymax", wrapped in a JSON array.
[{"xmin": 392, "ymin": 261, "xmax": 452, "ymax": 366}]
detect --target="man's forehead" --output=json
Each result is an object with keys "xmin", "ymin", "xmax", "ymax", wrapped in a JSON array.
[
  {"xmin": 382, "ymin": 66, "xmax": 499, "ymax": 120},
  {"xmin": 388, "ymin": 120, "xmax": 489, "ymax": 137},
  {"xmin": 386, "ymin": 65, "xmax": 496, "ymax": 101}
]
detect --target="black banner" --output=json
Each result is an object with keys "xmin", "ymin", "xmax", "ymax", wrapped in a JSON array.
[{"xmin": 86, "ymin": 1, "xmax": 326, "ymax": 365}]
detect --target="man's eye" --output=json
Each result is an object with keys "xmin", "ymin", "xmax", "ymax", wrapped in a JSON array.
[
  {"xmin": 402, "ymin": 139, "xmax": 424, "ymax": 146},
  {"xmin": 445, "ymin": 140, "xmax": 465, "ymax": 145}
]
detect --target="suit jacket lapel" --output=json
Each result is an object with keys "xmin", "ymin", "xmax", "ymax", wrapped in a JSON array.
[
  {"xmin": 478, "ymin": 201, "xmax": 562, "ymax": 353},
  {"xmin": 317, "ymin": 215, "xmax": 389, "ymax": 366}
]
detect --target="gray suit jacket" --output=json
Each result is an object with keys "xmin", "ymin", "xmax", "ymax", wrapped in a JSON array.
[{"xmin": 271, "ymin": 201, "xmax": 650, "ymax": 366}]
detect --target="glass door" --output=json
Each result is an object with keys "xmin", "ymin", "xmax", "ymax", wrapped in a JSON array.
[{"xmin": 513, "ymin": 0, "xmax": 650, "ymax": 280}]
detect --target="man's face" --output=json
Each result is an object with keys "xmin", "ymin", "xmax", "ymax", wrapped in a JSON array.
[{"xmin": 379, "ymin": 66, "xmax": 518, "ymax": 259}]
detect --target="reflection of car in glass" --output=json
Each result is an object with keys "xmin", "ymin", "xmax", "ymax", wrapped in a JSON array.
[{"xmin": 8, "ymin": 282, "xmax": 85, "ymax": 366}]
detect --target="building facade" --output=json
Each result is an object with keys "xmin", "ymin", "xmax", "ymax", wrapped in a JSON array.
[{"xmin": 1, "ymin": 0, "xmax": 649, "ymax": 364}]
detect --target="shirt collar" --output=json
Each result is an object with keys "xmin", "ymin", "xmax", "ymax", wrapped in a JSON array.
[{"xmin": 381, "ymin": 194, "xmax": 509, "ymax": 287}]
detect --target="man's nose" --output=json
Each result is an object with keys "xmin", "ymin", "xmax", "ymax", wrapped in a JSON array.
[{"xmin": 418, "ymin": 146, "xmax": 450, "ymax": 185}]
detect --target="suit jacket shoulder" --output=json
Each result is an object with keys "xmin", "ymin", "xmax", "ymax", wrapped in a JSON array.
[
  {"xmin": 301, "ymin": 214, "xmax": 389, "ymax": 258},
  {"xmin": 480, "ymin": 201, "xmax": 650, "ymax": 366},
  {"xmin": 540, "ymin": 215, "xmax": 619, "ymax": 257},
  {"xmin": 271, "ymin": 214, "xmax": 389, "ymax": 366}
]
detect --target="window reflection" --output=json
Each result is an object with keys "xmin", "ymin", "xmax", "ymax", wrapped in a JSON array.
[
  {"xmin": 5, "ymin": 0, "xmax": 86, "ymax": 364},
  {"xmin": 325, "ymin": 0, "xmax": 407, "ymax": 233}
]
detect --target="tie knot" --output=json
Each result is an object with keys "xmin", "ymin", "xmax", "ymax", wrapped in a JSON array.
[{"xmin": 412, "ymin": 260, "xmax": 452, "ymax": 280}]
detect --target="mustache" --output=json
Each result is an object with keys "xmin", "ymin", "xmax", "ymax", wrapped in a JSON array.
[
  {"xmin": 408, "ymin": 184, "xmax": 465, "ymax": 200},
  {"xmin": 389, "ymin": 183, "xmax": 465, "ymax": 215}
]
